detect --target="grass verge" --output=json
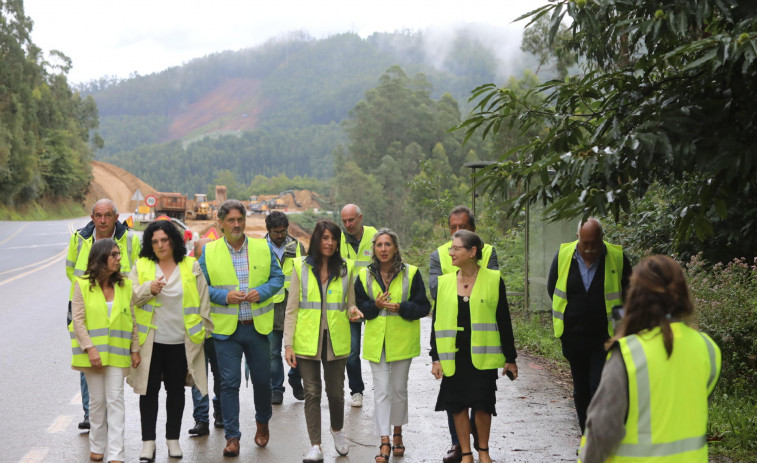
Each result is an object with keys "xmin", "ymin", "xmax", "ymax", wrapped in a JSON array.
[{"xmin": 0, "ymin": 199, "xmax": 87, "ymax": 221}]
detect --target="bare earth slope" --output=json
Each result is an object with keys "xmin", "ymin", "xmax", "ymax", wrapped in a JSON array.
[{"xmin": 85, "ymin": 160, "xmax": 158, "ymax": 214}]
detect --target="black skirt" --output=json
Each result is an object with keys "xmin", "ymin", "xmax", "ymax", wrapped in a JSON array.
[{"xmin": 434, "ymin": 296, "xmax": 498, "ymax": 416}]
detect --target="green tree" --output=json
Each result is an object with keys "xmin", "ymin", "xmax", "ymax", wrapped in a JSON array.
[{"xmin": 461, "ymin": 0, "xmax": 757, "ymax": 260}]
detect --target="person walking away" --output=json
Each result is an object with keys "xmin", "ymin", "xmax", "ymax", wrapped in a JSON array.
[{"xmin": 578, "ymin": 255, "xmax": 721, "ymax": 462}]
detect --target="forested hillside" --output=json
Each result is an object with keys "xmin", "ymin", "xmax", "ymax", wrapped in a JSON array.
[
  {"xmin": 83, "ymin": 30, "xmax": 535, "ymax": 194},
  {"xmin": 0, "ymin": 1, "xmax": 100, "ymax": 208}
]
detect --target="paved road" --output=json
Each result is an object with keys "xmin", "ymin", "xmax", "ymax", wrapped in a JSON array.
[{"xmin": 0, "ymin": 219, "xmax": 580, "ymax": 462}]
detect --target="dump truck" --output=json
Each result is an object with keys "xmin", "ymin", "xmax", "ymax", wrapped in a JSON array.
[
  {"xmin": 215, "ymin": 185, "xmax": 227, "ymax": 206},
  {"xmin": 192, "ymin": 193, "xmax": 212, "ymax": 220},
  {"xmin": 155, "ymin": 192, "xmax": 187, "ymax": 221}
]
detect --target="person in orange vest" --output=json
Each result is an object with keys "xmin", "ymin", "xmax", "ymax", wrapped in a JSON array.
[{"xmin": 579, "ymin": 255, "xmax": 721, "ymax": 462}]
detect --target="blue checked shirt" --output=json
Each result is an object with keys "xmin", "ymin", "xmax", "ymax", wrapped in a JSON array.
[{"xmin": 229, "ymin": 238, "xmax": 252, "ymax": 321}]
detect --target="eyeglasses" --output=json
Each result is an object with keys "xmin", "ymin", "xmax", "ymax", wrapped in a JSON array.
[
  {"xmin": 449, "ymin": 245, "xmax": 470, "ymax": 252},
  {"xmin": 109, "ymin": 251, "xmax": 121, "ymax": 258}
]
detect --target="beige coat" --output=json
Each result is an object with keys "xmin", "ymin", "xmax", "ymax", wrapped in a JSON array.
[{"xmin": 126, "ymin": 259, "xmax": 213, "ymax": 395}]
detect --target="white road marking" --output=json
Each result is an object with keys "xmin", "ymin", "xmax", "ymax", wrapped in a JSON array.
[
  {"xmin": 3, "ymin": 243, "xmax": 68, "ymax": 249},
  {"xmin": 19, "ymin": 447, "xmax": 49, "ymax": 463},
  {"xmin": 0, "ymin": 248, "xmax": 68, "ymax": 277},
  {"xmin": 47, "ymin": 415, "xmax": 73, "ymax": 433},
  {"xmin": 70, "ymin": 393, "xmax": 82, "ymax": 405},
  {"xmin": 0, "ymin": 223, "xmax": 28, "ymax": 246},
  {"xmin": 0, "ymin": 248, "xmax": 67, "ymax": 286}
]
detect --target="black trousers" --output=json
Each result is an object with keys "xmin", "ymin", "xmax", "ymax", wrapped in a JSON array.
[
  {"xmin": 562, "ymin": 341, "xmax": 607, "ymax": 433},
  {"xmin": 140, "ymin": 342, "xmax": 188, "ymax": 440}
]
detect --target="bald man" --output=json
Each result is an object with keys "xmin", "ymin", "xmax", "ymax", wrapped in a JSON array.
[
  {"xmin": 547, "ymin": 218, "xmax": 632, "ymax": 433},
  {"xmin": 339, "ymin": 203, "xmax": 378, "ymax": 408}
]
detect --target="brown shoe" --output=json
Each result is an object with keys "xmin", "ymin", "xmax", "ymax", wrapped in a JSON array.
[
  {"xmin": 89, "ymin": 453, "xmax": 104, "ymax": 462},
  {"xmin": 254, "ymin": 421, "xmax": 270, "ymax": 447},
  {"xmin": 443, "ymin": 444, "xmax": 462, "ymax": 463},
  {"xmin": 223, "ymin": 438, "xmax": 240, "ymax": 457}
]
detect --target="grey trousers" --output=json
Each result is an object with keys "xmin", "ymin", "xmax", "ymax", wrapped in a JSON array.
[{"xmin": 298, "ymin": 353, "xmax": 348, "ymax": 445}]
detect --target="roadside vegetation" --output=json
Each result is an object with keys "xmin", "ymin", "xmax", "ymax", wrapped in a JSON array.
[{"xmin": 0, "ymin": 199, "xmax": 87, "ymax": 221}]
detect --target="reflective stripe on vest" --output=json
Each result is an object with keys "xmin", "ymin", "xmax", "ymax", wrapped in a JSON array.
[
  {"xmin": 292, "ymin": 258, "xmax": 353, "ymax": 357},
  {"xmin": 340, "ymin": 225, "xmax": 377, "ymax": 268},
  {"xmin": 434, "ymin": 268, "xmax": 505, "ymax": 376},
  {"xmin": 604, "ymin": 324, "xmax": 721, "ymax": 462},
  {"xmin": 437, "ymin": 241, "xmax": 494, "ymax": 275},
  {"xmin": 69, "ymin": 278, "xmax": 134, "ymax": 368},
  {"xmin": 205, "ymin": 238, "xmax": 275, "ymax": 336},
  {"xmin": 551, "ymin": 240, "xmax": 623, "ymax": 338},
  {"xmin": 360, "ymin": 265, "xmax": 421, "ymax": 362},
  {"xmin": 134, "ymin": 257, "xmax": 205, "ymax": 345}
]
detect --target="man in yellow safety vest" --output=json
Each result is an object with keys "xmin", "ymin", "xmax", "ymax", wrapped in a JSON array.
[
  {"xmin": 339, "ymin": 203, "xmax": 377, "ymax": 408},
  {"xmin": 547, "ymin": 217, "xmax": 631, "ymax": 434},
  {"xmin": 198, "ymin": 200, "xmax": 284, "ymax": 458}
]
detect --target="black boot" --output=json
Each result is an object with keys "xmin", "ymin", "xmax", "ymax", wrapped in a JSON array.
[{"xmin": 188, "ymin": 420, "xmax": 210, "ymax": 436}]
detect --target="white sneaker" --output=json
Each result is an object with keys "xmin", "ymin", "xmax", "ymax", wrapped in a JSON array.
[
  {"xmin": 303, "ymin": 445, "xmax": 324, "ymax": 463},
  {"xmin": 350, "ymin": 392, "xmax": 363, "ymax": 408},
  {"xmin": 331, "ymin": 428, "xmax": 349, "ymax": 456},
  {"xmin": 167, "ymin": 439, "xmax": 183, "ymax": 458},
  {"xmin": 139, "ymin": 440, "xmax": 156, "ymax": 462}
]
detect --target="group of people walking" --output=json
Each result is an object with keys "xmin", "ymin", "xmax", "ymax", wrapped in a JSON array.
[{"xmin": 66, "ymin": 198, "xmax": 722, "ymax": 463}]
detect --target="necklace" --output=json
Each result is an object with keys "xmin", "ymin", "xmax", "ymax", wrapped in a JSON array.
[{"xmin": 459, "ymin": 268, "xmax": 478, "ymax": 303}]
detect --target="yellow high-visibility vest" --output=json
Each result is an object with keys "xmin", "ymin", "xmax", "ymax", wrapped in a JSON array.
[
  {"xmin": 359, "ymin": 265, "xmax": 421, "ymax": 362},
  {"xmin": 292, "ymin": 258, "xmax": 353, "ymax": 357},
  {"xmin": 340, "ymin": 225, "xmax": 377, "ymax": 268},
  {"xmin": 579, "ymin": 323, "xmax": 721, "ymax": 462},
  {"xmin": 205, "ymin": 238, "xmax": 275, "ymax": 335},
  {"xmin": 69, "ymin": 278, "xmax": 134, "ymax": 368},
  {"xmin": 434, "ymin": 268, "xmax": 505, "ymax": 376},
  {"xmin": 134, "ymin": 257, "xmax": 205, "ymax": 345},
  {"xmin": 552, "ymin": 240, "xmax": 623, "ymax": 338}
]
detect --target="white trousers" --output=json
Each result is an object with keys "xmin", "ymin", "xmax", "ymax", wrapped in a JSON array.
[
  {"xmin": 369, "ymin": 350, "xmax": 412, "ymax": 436},
  {"xmin": 84, "ymin": 367, "xmax": 126, "ymax": 461}
]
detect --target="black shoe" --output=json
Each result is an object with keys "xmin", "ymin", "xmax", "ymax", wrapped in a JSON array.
[
  {"xmin": 78, "ymin": 417, "xmax": 90, "ymax": 430},
  {"xmin": 289, "ymin": 379, "xmax": 305, "ymax": 401},
  {"xmin": 272, "ymin": 390, "xmax": 284, "ymax": 405},
  {"xmin": 213, "ymin": 410, "xmax": 224, "ymax": 429},
  {"xmin": 188, "ymin": 420, "xmax": 210, "ymax": 436}
]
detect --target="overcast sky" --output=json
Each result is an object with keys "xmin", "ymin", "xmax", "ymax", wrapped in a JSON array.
[{"xmin": 25, "ymin": 0, "xmax": 547, "ymax": 84}]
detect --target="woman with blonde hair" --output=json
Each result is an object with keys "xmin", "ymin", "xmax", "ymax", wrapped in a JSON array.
[{"xmin": 579, "ymin": 255, "xmax": 722, "ymax": 462}]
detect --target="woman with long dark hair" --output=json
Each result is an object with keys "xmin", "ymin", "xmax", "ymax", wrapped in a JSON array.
[
  {"xmin": 70, "ymin": 239, "xmax": 140, "ymax": 463},
  {"xmin": 283, "ymin": 220, "xmax": 362, "ymax": 462},
  {"xmin": 127, "ymin": 220, "xmax": 212, "ymax": 461},
  {"xmin": 579, "ymin": 255, "xmax": 722, "ymax": 462},
  {"xmin": 430, "ymin": 230, "xmax": 518, "ymax": 463},
  {"xmin": 354, "ymin": 228, "xmax": 431, "ymax": 462}
]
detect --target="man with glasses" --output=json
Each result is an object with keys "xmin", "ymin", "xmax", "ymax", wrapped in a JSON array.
[
  {"xmin": 547, "ymin": 217, "xmax": 632, "ymax": 434},
  {"xmin": 264, "ymin": 211, "xmax": 306, "ymax": 405},
  {"xmin": 65, "ymin": 198, "xmax": 141, "ymax": 430},
  {"xmin": 428, "ymin": 205, "xmax": 498, "ymax": 463}
]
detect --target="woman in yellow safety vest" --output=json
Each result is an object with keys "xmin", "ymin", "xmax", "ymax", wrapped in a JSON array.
[
  {"xmin": 430, "ymin": 230, "xmax": 518, "ymax": 463},
  {"xmin": 69, "ymin": 238, "xmax": 141, "ymax": 463},
  {"xmin": 579, "ymin": 255, "xmax": 721, "ymax": 463},
  {"xmin": 354, "ymin": 228, "xmax": 431, "ymax": 462},
  {"xmin": 127, "ymin": 220, "xmax": 212, "ymax": 462},
  {"xmin": 283, "ymin": 220, "xmax": 363, "ymax": 463}
]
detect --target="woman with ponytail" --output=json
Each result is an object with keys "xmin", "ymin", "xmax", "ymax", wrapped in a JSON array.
[{"xmin": 578, "ymin": 255, "xmax": 722, "ymax": 463}]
